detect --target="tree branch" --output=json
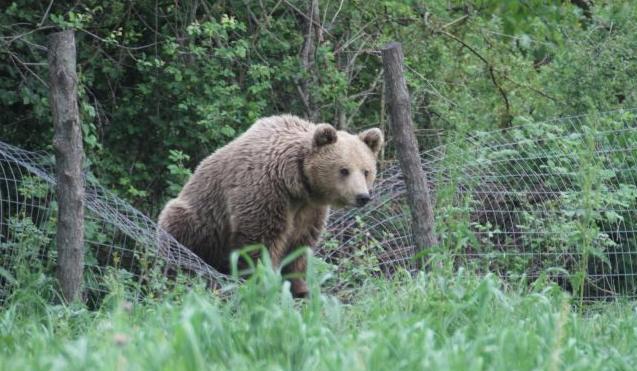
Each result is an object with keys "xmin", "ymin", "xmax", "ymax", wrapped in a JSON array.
[{"xmin": 436, "ymin": 29, "xmax": 512, "ymax": 126}]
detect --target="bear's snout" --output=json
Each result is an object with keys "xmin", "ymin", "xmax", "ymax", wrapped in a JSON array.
[{"xmin": 355, "ymin": 193, "xmax": 371, "ymax": 207}]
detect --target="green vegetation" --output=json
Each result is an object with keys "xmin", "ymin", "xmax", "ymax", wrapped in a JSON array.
[
  {"xmin": 3, "ymin": 1, "xmax": 636, "ymax": 209},
  {"xmin": 1, "ymin": 263, "xmax": 636, "ymax": 370},
  {"xmin": 2, "ymin": 1, "xmax": 637, "ymax": 370}
]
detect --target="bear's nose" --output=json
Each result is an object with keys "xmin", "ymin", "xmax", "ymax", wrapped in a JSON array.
[{"xmin": 356, "ymin": 194, "xmax": 371, "ymax": 207}]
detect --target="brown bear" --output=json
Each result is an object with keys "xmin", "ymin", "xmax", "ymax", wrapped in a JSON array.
[{"xmin": 158, "ymin": 114, "xmax": 383, "ymax": 297}]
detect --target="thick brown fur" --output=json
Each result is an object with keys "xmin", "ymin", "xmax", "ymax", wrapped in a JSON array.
[{"xmin": 158, "ymin": 114, "xmax": 383, "ymax": 297}]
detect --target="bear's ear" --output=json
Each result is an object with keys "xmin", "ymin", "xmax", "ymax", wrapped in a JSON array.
[
  {"xmin": 313, "ymin": 123, "xmax": 338, "ymax": 148},
  {"xmin": 358, "ymin": 128, "xmax": 384, "ymax": 156}
]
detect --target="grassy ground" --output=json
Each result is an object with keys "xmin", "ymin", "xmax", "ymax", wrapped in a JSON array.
[{"xmin": 1, "ymin": 263, "xmax": 636, "ymax": 371}]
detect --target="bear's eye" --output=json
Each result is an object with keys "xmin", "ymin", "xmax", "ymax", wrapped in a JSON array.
[
  {"xmin": 364, "ymin": 170, "xmax": 370, "ymax": 177},
  {"xmin": 340, "ymin": 168, "xmax": 350, "ymax": 177}
]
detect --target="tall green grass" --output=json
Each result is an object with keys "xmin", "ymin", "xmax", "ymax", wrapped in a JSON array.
[{"xmin": 1, "ymin": 260, "xmax": 636, "ymax": 371}]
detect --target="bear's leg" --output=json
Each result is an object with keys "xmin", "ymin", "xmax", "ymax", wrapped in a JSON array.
[
  {"xmin": 229, "ymin": 226, "xmax": 288, "ymax": 272},
  {"xmin": 287, "ymin": 255, "xmax": 309, "ymax": 298},
  {"xmin": 283, "ymin": 207, "xmax": 327, "ymax": 298},
  {"xmin": 255, "ymin": 232, "xmax": 309, "ymax": 297},
  {"xmin": 267, "ymin": 238, "xmax": 288, "ymax": 269}
]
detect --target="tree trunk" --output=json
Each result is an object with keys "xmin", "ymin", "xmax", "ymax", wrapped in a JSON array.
[
  {"xmin": 48, "ymin": 30, "xmax": 85, "ymax": 302},
  {"xmin": 298, "ymin": 0, "xmax": 321, "ymax": 122},
  {"xmin": 381, "ymin": 42, "xmax": 437, "ymax": 269}
]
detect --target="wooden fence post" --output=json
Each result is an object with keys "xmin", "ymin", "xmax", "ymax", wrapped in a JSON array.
[
  {"xmin": 48, "ymin": 30, "xmax": 85, "ymax": 302},
  {"xmin": 381, "ymin": 42, "xmax": 437, "ymax": 268}
]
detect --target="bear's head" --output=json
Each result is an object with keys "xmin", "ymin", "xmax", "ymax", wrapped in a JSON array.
[{"xmin": 304, "ymin": 123, "xmax": 384, "ymax": 208}]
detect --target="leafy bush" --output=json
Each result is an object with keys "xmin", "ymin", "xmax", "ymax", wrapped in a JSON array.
[
  {"xmin": 3, "ymin": 1, "xmax": 636, "ymax": 211},
  {"xmin": 435, "ymin": 111, "xmax": 637, "ymax": 299}
]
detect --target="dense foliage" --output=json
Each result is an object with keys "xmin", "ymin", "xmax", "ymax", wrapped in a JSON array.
[{"xmin": 2, "ymin": 1, "xmax": 636, "ymax": 210}]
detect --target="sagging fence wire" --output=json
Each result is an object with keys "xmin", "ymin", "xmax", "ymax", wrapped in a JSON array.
[
  {"xmin": 2, "ymin": 109, "xmax": 637, "ymax": 301},
  {"xmin": 0, "ymin": 140, "xmax": 231, "ymax": 301}
]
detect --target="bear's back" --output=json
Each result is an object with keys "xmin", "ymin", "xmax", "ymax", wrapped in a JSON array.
[
  {"xmin": 239, "ymin": 114, "xmax": 314, "ymax": 146},
  {"xmin": 179, "ymin": 115, "xmax": 313, "ymax": 204}
]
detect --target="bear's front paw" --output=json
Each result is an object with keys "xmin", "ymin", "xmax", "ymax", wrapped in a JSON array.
[{"xmin": 291, "ymin": 279, "xmax": 309, "ymax": 299}]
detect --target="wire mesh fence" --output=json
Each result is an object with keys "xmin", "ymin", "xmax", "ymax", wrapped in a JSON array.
[
  {"xmin": 322, "ymin": 109, "xmax": 637, "ymax": 301},
  {"xmin": 2, "ymin": 109, "xmax": 637, "ymax": 302},
  {"xmin": 0, "ymin": 140, "xmax": 231, "ymax": 302}
]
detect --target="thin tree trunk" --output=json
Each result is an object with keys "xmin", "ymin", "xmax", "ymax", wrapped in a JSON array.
[
  {"xmin": 298, "ymin": 0, "xmax": 321, "ymax": 122},
  {"xmin": 334, "ymin": 51, "xmax": 348, "ymax": 130},
  {"xmin": 48, "ymin": 30, "xmax": 85, "ymax": 302},
  {"xmin": 381, "ymin": 42, "xmax": 437, "ymax": 269}
]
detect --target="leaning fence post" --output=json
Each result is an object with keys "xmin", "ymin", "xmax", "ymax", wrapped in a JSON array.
[
  {"xmin": 381, "ymin": 42, "xmax": 437, "ymax": 269},
  {"xmin": 48, "ymin": 30, "xmax": 85, "ymax": 302}
]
